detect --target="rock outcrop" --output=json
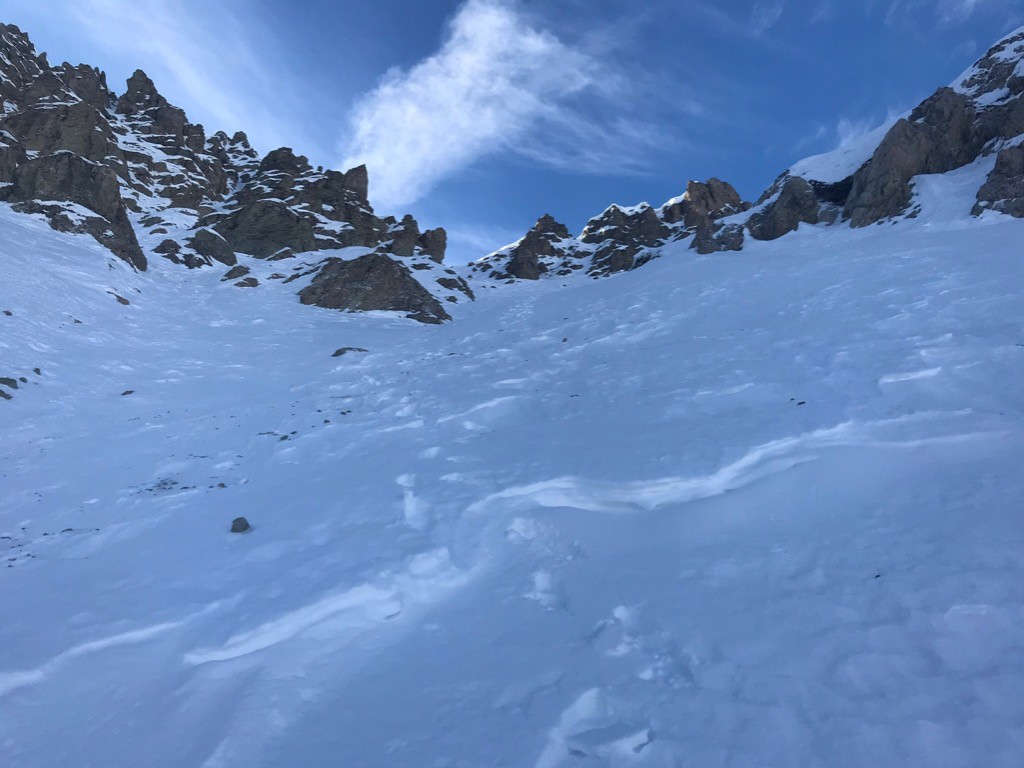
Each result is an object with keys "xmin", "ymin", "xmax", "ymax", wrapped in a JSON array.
[
  {"xmin": 661, "ymin": 178, "xmax": 746, "ymax": 229},
  {"xmin": 748, "ymin": 176, "xmax": 824, "ymax": 241},
  {"xmin": 473, "ymin": 178, "xmax": 750, "ymax": 279},
  {"xmin": 299, "ymin": 254, "xmax": 451, "ymax": 324},
  {"xmin": 846, "ymin": 89, "xmax": 981, "ymax": 226},
  {"xmin": 4, "ymin": 152, "xmax": 144, "ymax": 268},
  {"xmin": 973, "ymin": 144, "xmax": 1024, "ymax": 217}
]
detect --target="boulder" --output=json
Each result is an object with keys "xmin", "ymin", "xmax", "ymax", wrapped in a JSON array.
[
  {"xmin": 188, "ymin": 228, "xmax": 236, "ymax": 266},
  {"xmin": 299, "ymin": 253, "xmax": 451, "ymax": 324},
  {"xmin": 222, "ymin": 265, "xmax": 250, "ymax": 281}
]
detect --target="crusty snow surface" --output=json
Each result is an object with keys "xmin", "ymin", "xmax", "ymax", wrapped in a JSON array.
[{"xmin": 2, "ymin": 161, "xmax": 1024, "ymax": 767}]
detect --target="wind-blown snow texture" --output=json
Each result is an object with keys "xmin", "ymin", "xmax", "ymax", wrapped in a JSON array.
[{"xmin": 2, "ymin": 147, "xmax": 1024, "ymax": 767}]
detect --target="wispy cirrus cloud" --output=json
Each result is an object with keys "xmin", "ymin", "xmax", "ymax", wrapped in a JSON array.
[
  {"xmin": 882, "ymin": 0, "xmax": 1023, "ymax": 25},
  {"xmin": 339, "ymin": 0, "xmax": 667, "ymax": 210},
  {"xmin": 750, "ymin": 1, "xmax": 786, "ymax": 35}
]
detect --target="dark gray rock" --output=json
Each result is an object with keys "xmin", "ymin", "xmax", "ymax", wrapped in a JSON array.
[
  {"xmin": 116, "ymin": 69, "xmax": 186, "ymax": 141},
  {"xmin": 342, "ymin": 164, "xmax": 369, "ymax": 202},
  {"xmin": 188, "ymin": 228, "xmax": 236, "ymax": 266},
  {"xmin": 388, "ymin": 214, "xmax": 420, "ymax": 257},
  {"xmin": 215, "ymin": 199, "xmax": 318, "ymax": 257},
  {"xmin": 57, "ymin": 63, "xmax": 113, "ymax": 111},
  {"xmin": 973, "ymin": 145, "xmax": 1024, "ymax": 217},
  {"xmin": 417, "ymin": 227, "xmax": 447, "ymax": 263},
  {"xmin": 0, "ymin": 24, "xmax": 48, "ymax": 106},
  {"xmin": 230, "ymin": 517, "xmax": 251, "ymax": 533},
  {"xmin": 581, "ymin": 205, "xmax": 668, "ymax": 276},
  {"xmin": 693, "ymin": 222, "xmax": 745, "ymax": 254},
  {"xmin": 1, "ymin": 101, "xmax": 125, "ymax": 171},
  {"xmin": 959, "ymin": 29, "xmax": 1024, "ymax": 144},
  {"xmin": 4, "ymin": 152, "xmax": 145, "ymax": 269},
  {"xmin": 234, "ymin": 277, "xmax": 259, "ymax": 288},
  {"xmin": 846, "ymin": 88, "xmax": 981, "ymax": 227},
  {"xmin": 332, "ymin": 347, "xmax": 368, "ymax": 357},
  {"xmin": 747, "ymin": 176, "xmax": 821, "ymax": 241},
  {"xmin": 505, "ymin": 214, "xmax": 571, "ymax": 280},
  {"xmin": 0, "ymin": 140, "xmax": 28, "ymax": 183},
  {"xmin": 662, "ymin": 178, "xmax": 745, "ymax": 228},
  {"xmin": 436, "ymin": 275, "xmax": 475, "ymax": 300},
  {"xmin": 299, "ymin": 254, "xmax": 451, "ymax": 324}
]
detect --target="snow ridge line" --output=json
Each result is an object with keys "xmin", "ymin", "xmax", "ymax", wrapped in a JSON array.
[{"xmin": 467, "ymin": 415, "xmax": 1004, "ymax": 516}]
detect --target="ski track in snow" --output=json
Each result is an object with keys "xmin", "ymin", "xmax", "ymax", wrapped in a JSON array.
[{"xmin": 2, "ymin": 178, "xmax": 1024, "ymax": 768}]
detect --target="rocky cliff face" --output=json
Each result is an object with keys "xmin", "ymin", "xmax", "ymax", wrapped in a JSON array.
[
  {"xmin": 477, "ymin": 26, "xmax": 1024, "ymax": 284},
  {"xmin": 0, "ymin": 23, "xmax": 469, "ymax": 322}
]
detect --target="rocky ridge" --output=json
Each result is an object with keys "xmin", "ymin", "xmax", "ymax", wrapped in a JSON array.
[
  {"xmin": 2, "ymin": 22, "xmax": 1024, "ymax": 317},
  {"xmin": 476, "ymin": 27, "xmax": 1024, "ymax": 281},
  {"xmin": 0, "ymin": 23, "xmax": 469, "ymax": 323},
  {"xmin": 471, "ymin": 178, "xmax": 749, "ymax": 281}
]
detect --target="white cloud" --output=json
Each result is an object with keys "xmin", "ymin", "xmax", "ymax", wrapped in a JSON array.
[
  {"xmin": 750, "ymin": 1, "xmax": 785, "ymax": 35},
  {"xmin": 883, "ymin": 0, "xmax": 1004, "ymax": 25},
  {"xmin": 937, "ymin": 0, "xmax": 981, "ymax": 22},
  {"xmin": 7, "ymin": 0, "xmax": 314, "ymax": 154},
  {"xmin": 339, "ymin": 0, "xmax": 660, "ymax": 210}
]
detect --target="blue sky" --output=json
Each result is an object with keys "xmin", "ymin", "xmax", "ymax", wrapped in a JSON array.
[{"xmin": 6, "ymin": 0, "xmax": 1024, "ymax": 261}]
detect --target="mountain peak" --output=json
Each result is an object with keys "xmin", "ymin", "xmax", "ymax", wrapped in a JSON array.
[{"xmin": 116, "ymin": 69, "xmax": 168, "ymax": 114}]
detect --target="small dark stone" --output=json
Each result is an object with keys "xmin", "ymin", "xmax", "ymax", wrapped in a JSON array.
[
  {"xmin": 2, "ymin": 310, "xmax": 11, "ymax": 316},
  {"xmin": 18, "ymin": 377, "xmax": 27, "ymax": 383},
  {"xmin": 332, "ymin": 347, "xmax": 368, "ymax": 357},
  {"xmin": 121, "ymin": 390, "xmax": 134, "ymax": 396},
  {"xmin": 797, "ymin": 401, "xmax": 806, "ymax": 406},
  {"xmin": 0, "ymin": 377, "xmax": 18, "ymax": 389},
  {"xmin": 230, "ymin": 517, "xmax": 251, "ymax": 533},
  {"xmin": 110, "ymin": 293, "xmax": 130, "ymax": 305},
  {"xmin": 234, "ymin": 277, "xmax": 259, "ymax": 288},
  {"xmin": 33, "ymin": 368, "xmax": 40, "ymax": 375},
  {"xmin": 222, "ymin": 265, "xmax": 250, "ymax": 281}
]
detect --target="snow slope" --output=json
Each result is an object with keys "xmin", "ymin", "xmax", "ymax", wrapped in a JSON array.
[{"xmin": 1, "ymin": 167, "xmax": 1024, "ymax": 767}]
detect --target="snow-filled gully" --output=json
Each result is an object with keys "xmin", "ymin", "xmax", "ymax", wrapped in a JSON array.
[{"xmin": 2, "ymin": 199, "xmax": 1024, "ymax": 766}]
